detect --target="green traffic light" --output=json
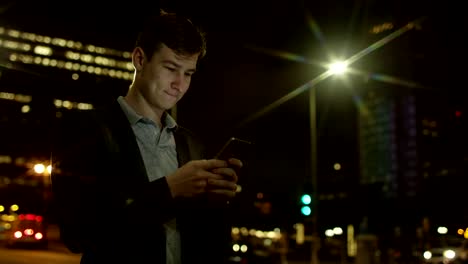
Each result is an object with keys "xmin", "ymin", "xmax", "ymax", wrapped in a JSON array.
[
  {"xmin": 301, "ymin": 205, "xmax": 311, "ymax": 216},
  {"xmin": 301, "ymin": 194, "xmax": 311, "ymax": 205}
]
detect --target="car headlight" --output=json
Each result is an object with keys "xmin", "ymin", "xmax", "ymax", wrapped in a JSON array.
[
  {"xmin": 423, "ymin": 251, "xmax": 432, "ymax": 260},
  {"xmin": 444, "ymin": 250, "xmax": 456, "ymax": 259}
]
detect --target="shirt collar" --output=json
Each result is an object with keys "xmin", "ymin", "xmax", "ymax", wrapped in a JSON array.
[
  {"xmin": 163, "ymin": 112, "xmax": 178, "ymax": 130},
  {"xmin": 117, "ymin": 96, "xmax": 141, "ymax": 125},
  {"xmin": 117, "ymin": 96, "xmax": 178, "ymax": 130}
]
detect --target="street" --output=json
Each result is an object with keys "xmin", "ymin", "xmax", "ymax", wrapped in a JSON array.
[
  {"xmin": 0, "ymin": 224, "xmax": 82, "ymax": 264},
  {"xmin": 0, "ymin": 247, "xmax": 81, "ymax": 264}
]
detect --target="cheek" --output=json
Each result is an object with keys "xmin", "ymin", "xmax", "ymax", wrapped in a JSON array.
[
  {"xmin": 180, "ymin": 78, "xmax": 191, "ymax": 92},
  {"xmin": 176, "ymin": 88, "xmax": 188, "ymax": 100}
]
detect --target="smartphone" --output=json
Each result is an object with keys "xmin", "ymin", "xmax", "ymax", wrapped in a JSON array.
[{"xmin": 214, "ymin": 137, "xmax": 253, "ymax": 161}]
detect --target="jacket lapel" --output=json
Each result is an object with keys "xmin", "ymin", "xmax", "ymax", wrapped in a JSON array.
[
  {"xmin": 173, "ymin": 128, "xmax": 190, "ymax": 167},
  {"xmin": 103, "ymin": 100, "xmax": 149, "ymax": 185}
]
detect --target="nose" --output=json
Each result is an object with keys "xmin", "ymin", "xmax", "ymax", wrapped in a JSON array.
[{"xmin": 172, "ymin": 72, "xmax": 188, "ymax": 91}]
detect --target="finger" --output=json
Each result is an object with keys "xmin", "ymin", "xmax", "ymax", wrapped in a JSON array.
[
  {"xmin": 207, "ymin": 179, "xmax": 237, "ymax": 191},
  {"xmin": 199, "ymin": 170, "xmax": 225, "ymax": 181},
  {"xmin": 201, "ymin": 159, "xmax": 229, "ymax": 169},
  {"xmin": 227, "ymin": 158, "xmax": 243, "ymax": 168},
  {"xmin": 211, "ymin": 167, "xmax": 236, "ymax": 178},
  {"xmin": 191, "ymin": 167, "xmax": 224, "ymax": 181}
]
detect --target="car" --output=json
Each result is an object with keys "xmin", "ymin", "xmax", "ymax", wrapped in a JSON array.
[
  {"xmin": 423, "ymin": 247, "xmax": 458, "ymax": 264},
  {"xmin": 421, "ymin": 237, "xmax": 467, "ymax": 264},
  {"xmin": 5, "ymin": 213, "xmax": 48, "ymax": 248},
  {"xmin": 0, "ymin": 181, "xmax": 49, "ymax": 248}
]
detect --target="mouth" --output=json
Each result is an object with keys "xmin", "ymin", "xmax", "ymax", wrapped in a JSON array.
[{"xmin": 165, "ymin": 91, "xmax": 178, "ymax": 98}]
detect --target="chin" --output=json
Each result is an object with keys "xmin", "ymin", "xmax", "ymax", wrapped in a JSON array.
[{"xmin": 165, "ymin": 104, "xmax": 176, "ymax": 111}]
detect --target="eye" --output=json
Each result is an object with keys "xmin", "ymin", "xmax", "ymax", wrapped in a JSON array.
[{"xmin": 165, "ymin": 66, "xmax": 176, "ymax": 72}]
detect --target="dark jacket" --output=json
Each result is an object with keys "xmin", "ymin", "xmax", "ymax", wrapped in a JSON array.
[{"xmin": 51, "ymin": 99, "xmax": 232, "ymax": 264}]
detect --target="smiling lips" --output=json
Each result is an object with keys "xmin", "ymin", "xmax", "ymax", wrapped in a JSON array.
[{"xmin": 165, "ymin": 91, "xmax": 179, "ymax": 98}]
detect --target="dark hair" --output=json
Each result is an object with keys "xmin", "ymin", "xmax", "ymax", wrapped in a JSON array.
[{"xmin": 135, "ymin": 9, "xmax": 207, "ymax": 61}]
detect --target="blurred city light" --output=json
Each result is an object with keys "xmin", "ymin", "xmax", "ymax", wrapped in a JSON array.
[
  {"xmin": 240, "ymin": 245, "xmax": 248, "ymax": 252},
  {"xmin": 325, "ymin": 229, "xmax": 334, "ymax": 237},
  {"xmin": 333, "ymin": 227, "xmax": 343, "ymax": 235},
  {"xmin": 32, "ymin": 162, "xmax": 52, "ymax": 176},
  {"xmin": 324, "ymin": 227, "xmax": 343, "ymax": 237},
  {"xmin": 233, "ymin": 244, "xmax": 240, "ymax": 251},
  {"xmin": 333, "ymin": 163, "xmax": 341, "ymax": 170},
  {"xmin": 423, "ymin": 251, "xmax": 432, "ymax": 260},
  {"xmin": 347, "ymin": 225, "xmax": 357, "ymax": 257},
  {"xmin": 437, "ymin": 226, "xmax": 448, "ymax": 234},
  {"xmin": 295, "ymin": 223, "xmax": 305, "ymax": 245},
  {"xmin": 21, "ymin": 105, "xmax": 30, "ymax": 113}
]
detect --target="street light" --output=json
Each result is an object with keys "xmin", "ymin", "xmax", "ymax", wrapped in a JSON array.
[
  {"xmin": 327, "ymin": 61, "xmax": 349, "ymax": 75},
  {"xmin": 309, "ymin": 60, "xmax": 348, "ymax": 264}
]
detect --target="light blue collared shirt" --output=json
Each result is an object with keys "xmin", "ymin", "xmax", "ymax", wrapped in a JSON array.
[{"xmin": 117, "ymin": 96, "xmax": 180, "ymax": 264}]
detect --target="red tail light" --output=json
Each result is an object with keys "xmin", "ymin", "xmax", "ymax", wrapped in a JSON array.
[
  {"xmin": 25, "ymin": 214, "xmax": 35, "ymax": 221},
  {"xmin": 35, "ymin": 232, "xmax": 43, "ymax": 240},
  {"xmin": 18, "ymin": 214, "xmax": 43, "ymax": 222}
]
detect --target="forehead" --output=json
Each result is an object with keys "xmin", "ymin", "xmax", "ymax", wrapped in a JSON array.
[{"xmin": 154, "ymin": 44, "xmax": 199, "ymax": 67}]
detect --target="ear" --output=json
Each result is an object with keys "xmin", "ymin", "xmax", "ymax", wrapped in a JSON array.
[{"xmin": 132, "ymin": 47, "xmax": 145, "ymax": 72}]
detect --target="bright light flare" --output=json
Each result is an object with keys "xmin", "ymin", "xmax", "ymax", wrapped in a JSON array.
[
  {"xmin": 328, "ymin": 61, "xmax": 348, "ymax": 75},
  {"xmin": 33, "ymin": 163, "xmax": 45, "ymax": 174}
]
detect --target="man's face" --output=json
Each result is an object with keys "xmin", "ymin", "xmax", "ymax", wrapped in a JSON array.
[{"xmin": 137, "ymin": 44, "xmax": 198, "ymax": 112}]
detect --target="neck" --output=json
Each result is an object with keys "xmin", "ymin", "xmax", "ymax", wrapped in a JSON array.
[{"xmin": 124, "ymin": 88, "xmax": 164, "ymax": 127}]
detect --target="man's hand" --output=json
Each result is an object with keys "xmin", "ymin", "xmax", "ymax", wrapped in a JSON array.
[
  {"xmin": 206, "ymin": 158, "xmax": 242, "ymax": 199},
  {"xmin": 165, "ymin": 159, "xmax": 240, "ymax": 198}
]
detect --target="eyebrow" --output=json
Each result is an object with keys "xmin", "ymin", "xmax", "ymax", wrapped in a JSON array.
[{"xmin": 162, "ymin": 60, "xmax": 197, "ymax": 73}]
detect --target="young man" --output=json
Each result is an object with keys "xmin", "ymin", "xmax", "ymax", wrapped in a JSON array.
[{"xmin": 52, "ymin": 10, "xmax": 242, "ymax": 264}]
